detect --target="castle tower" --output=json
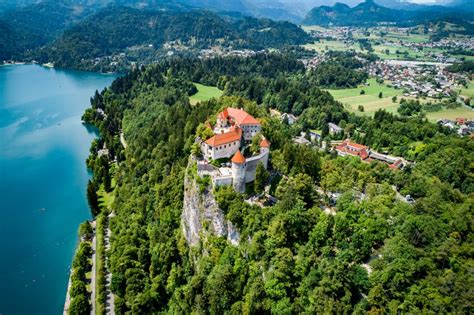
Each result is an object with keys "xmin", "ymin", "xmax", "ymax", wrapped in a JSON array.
[
  {"xmin": 231, "ymin": 150, "xmax": 246, "ymax": 193},
  {"xmin": 259, "ymin": 138, "xmax": 271, "ymax": 168}
]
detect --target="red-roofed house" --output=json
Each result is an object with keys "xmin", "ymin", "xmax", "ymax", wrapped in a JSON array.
[
  {"xmin": 335, "ymin": 140, "xmax": 370, "ymax": 159},
  {"xmin": 217, "ymin": 107, "xmax": 261, "ymax": 141},
  {"xmin": 203, "ymin": 127, "xmax": 242, "ymax": 160},
  {"xmin": 335, "ymin": 139, "xmax": 407, "ymax": 170}
]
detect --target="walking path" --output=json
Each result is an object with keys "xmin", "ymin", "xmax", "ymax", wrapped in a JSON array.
[
  {"xmin": 63, "ymin": 269, "xmax": 73, "ymax": 315},
  {"xmin": 104, "ymin": 213, "xmax": 115, "ymax": 315},
  {"xmin": 90, "ymin": 223, "xmax": 97, "ymax": 315}
]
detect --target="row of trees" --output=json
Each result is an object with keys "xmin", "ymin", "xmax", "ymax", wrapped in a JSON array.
[{"xmin": 68, "ymin": 225, "xmax": 93, "ymax": 315}]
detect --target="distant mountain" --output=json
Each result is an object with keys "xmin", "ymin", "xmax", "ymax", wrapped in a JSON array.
[
  {"xmin": 0, "ymin": 0, "xmax": 370, "ymax": 23},
  {"xmin": 303, "ymin": 0, "xmax": 473, "ymax": 26},
  {"xmin": 448, "ymin": 0, "xmax": 474, "ymax": 12},
  {"xmin": 35, "ymin": 6, "xmax": 310, "ymax": 68},
  {"xmin": 303, "ymin": 0, "xmax": 402, "ymax": 25}
]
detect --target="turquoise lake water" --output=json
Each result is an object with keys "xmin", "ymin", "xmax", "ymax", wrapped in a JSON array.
[{"xmin": 0, "ymin": 65, "xmax": 116, "ymax": 314}]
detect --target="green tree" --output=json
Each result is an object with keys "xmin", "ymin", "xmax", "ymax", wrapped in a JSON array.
[
  {"xmin": 69, "ymin": 295, "xmax": 90, "ymax": 315},
  {"xmin": 86, "ymin": 180, "xmax": 100, "ymax": 216},
  {"xmin": 254, "ymin": 162, "xmax": 269, "ymax": 194}
]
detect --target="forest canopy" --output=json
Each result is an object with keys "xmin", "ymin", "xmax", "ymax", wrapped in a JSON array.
[{"xmin": 82, "ymin": 53, "xmax": 473, "ymax": 314}]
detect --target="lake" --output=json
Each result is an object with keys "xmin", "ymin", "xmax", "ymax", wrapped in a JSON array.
[{"xmin": 0, "ymin": 65, "xmax": 117, "ymax": 314}]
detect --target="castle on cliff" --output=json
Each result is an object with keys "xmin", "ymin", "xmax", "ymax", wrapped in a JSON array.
[{"xmin": 198, "ymin": 107, "xmax": 270, "ymax": 193}]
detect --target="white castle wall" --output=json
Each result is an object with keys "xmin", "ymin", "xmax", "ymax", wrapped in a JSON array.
[
  {"xmin": 213, "ymin": 176, "xmax": 233, "ymax": 188},
  {"xmin": 232, "ymin": 162, "xmax": 246, "ymax": 193},
  {"xmin": 202, "ymin": 140, "xmax": 240, "ymax": 160},
  {"xmin": 241, "ymin": 150, "xmax": 269, "ymax": 183},
  {"xmin": 241, "ymin": 124, "xmax": 261, "ymax": 141}
]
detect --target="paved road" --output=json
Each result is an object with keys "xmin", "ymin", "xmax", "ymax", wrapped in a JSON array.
[{"xmin": 90, "ymin": 222, "xmax": 97, "ymax": 315}]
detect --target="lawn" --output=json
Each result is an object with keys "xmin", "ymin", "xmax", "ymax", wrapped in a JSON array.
[
  {"xmin": 97, "ymin": 163, "xmax": 117, "ymax": 210},
  {"xmin": 327, "ymin": 78, "xmax": 405, "ymax": 115},
  {"xmin": 189, "ymin": 83, "xmax": 223, "ymax": 105}
]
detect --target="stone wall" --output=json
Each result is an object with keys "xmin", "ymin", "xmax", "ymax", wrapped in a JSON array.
[{"xmin": 243, "ymin": 150, "xmax": 269, "ymax": 183}]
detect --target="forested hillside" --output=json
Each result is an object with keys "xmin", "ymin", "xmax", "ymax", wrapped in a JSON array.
[
  {"xmin": 0, "ymin": 2, "xmax": 309, "ymax": 63},
  {"xmin": 0, "ymin": 1, "xmax": 98, "ymax": 60},
  {"xmin": 81, "ymin": 53, "xmax": 473, "ymax": 314},
  {"xmin": 303, "ymin": 0, "xmax": 474, "ymax": 28},
  {"xmin": 33, "ymin": 6, "xmax": 309, "ymax": 68}
]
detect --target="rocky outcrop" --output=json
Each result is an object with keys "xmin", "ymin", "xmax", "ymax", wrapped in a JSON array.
[{"xmin": 182, "ymin": 160, "xmax": 240, "ymax": 246}]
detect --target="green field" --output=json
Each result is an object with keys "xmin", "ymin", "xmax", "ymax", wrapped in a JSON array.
[
  {"xmin": 425, "ymin": 107, "xmax": 474, "ymax": 121},
  {"xmin": 327, "ymin": 78, "xmax": 405, "ymax": 115},
  {"xmin": 373, "ymin": 44, "xmax": 425, "ymax": 60},
  {"xmin": 302, "ymin": 25, "xmax": 330, "ymax": 32},
  {"xmin": 460, "ymin": 80, "xmax": 474, "ymax": 99},
  {"xmin": 189, "ymin": 83, "xmax": 223, "ymax": 105},
  {"xmin": 327, "ymin": 78, "xmax": 474, "ymax": 120},
  {"xmin": 303, "ymin": 40, "xmax": 362, "ymax": 53}
]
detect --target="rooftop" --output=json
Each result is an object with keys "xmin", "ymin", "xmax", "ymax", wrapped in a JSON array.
[
  {"xmin": 205, "ymin": 127, "xmax": 242, "ymax": 147},
  {"xmin": 260, "ymin": 138, "xmax": 271, "ymax": 148},
  {"xmin": 231, "ymin": 150, "xmax": 246, "ymax": 164},
  {"xmin": 226, "ymin": 107, "xmax": 260, "ymax": 125}
]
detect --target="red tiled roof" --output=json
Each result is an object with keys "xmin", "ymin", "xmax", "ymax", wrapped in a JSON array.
[
  {"xmin": 344, "ymin": 140, "xmax": 368, "ymax": 150},
  {"xmin": 335, "ymin": 146, "xmax": 358, "ymax": 157},
  {"xmin": 217, "ymin": 108, "xmax": 229, "ymax": 120},
  {"xmin": 456, "ymin": 117, "xmax": 466, "ymax": 125},
  {"xmin": 360, "ymin": 148, "xmax": 369, "ymax": 160},
  {"xmin": 205, "ymin": 127, "xmax": 242, "ymax": 147},
  {"xmin": 260, "ymin": 138, "xmax": 270, "ymax": 148},
  {"xmin": 226, "ymin": 107, "xmax": 260, "ymax": 125},
  {"xmin": 389, "ymin": 159, "xmax": 402, "ymax": 169},
  {"xmin": 231, "ymin": 150, "xmax": 246, "ymax": 164}
]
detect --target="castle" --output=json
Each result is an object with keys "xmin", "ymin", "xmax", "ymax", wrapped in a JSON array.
[{"xmin": 198, "ymin": 107, "xmax": 270, "ymax": 193}]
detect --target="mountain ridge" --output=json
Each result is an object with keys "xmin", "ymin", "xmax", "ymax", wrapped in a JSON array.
[{"xmin": 303, "ymin": 0, "xmax": 474, "ymax": 26}]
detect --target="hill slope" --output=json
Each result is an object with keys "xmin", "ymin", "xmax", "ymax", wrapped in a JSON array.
[
  {"xmin": 303, "ymin": 0, "xmax": 473, "ymax": 26},
  {"xmin": 36, "ymin": 6, "xmax": 310, "ymax": 68}
]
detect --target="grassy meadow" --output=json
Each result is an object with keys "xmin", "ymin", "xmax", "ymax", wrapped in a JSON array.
[
  {"xmin": 425, "ymin": 107, "xmax": 474, "ymax": 121},
  {"xmin": 327, "ymin": 78, "xmax": 474, "ymax": 120},
  {"xmin": 189, "ymin": 83, "xmax": 223, "ymax": 105},
  {"xmin": 460, "ymin": 80, "xmax": 474, "ymax": 99},
  {"xmin": 327, "ymin": 78, "xmax": 405, "ymax": 115}
]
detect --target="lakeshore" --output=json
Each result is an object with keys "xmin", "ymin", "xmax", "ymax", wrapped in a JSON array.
[{"xmin": 0, "ymin": 65, "xmax": 116, "ymax": 314}]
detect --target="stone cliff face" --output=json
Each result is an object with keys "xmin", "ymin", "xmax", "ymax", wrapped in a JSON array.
[{"xmin": 182, "ymin": 161, "xmax": 240, "ymax": 246}]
